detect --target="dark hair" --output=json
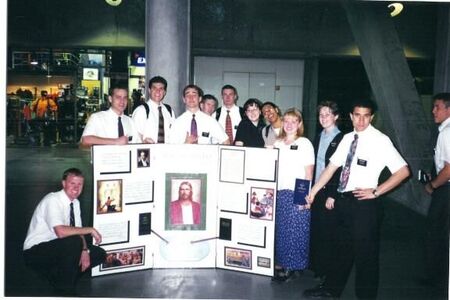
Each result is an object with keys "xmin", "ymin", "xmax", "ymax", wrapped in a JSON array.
[
  {"xmin": 221, "ymin": 84, "xmax": 238, "ymax": 96},
  {"xmin": 148, "ymin": 76, "xmax": 167, "ymax": 90},
  {"xmin": 243, "ymin": 98, "xmax": 262, "ymax": 111},
  {"xmin": 262, "ymin": 101, "xmax": 281, "ymax": 116},
  {"xmin": 41, "ymin": 90, "xmax": 48, "ymax": 97},
  {"xmin": 351, "ymin": 99, "xmax": 377, "ymax": 115},
  {"xmin": 317, "ymin": 100, "xmax": 339, "ymax": 116},
  {"xmin": 62, "ymin": 168, "xmax": 83, "ymax": 180},
  {"xmin": 201, "ymin": 94, "xmax": 218, "ymax": 105},
  {"xmin": 433, "ymin": 93, "xmax": 450, "ymax": 108},
  {"xmin": 183, "ymin": 84, "xmax": 204, "ymax": 98},
  {"xmin": 109, "ymin": 83, "xmax": 128, "ymax": 96}
]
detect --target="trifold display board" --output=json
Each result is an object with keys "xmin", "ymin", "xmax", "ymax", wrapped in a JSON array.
[{"xmin": 91, "ymin": 144, "xmax": 279, "ymax": 277}]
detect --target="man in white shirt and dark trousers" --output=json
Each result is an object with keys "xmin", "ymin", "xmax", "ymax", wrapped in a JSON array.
[
  {"xmin": 80, "ymin": 84, "xmax": 140, "ymax": 147},
  {"xmin": 303, "ymin": 99, "xmax": 410, "ymax": 299},
  {"xmin": 23, "ymin": 168, "xmax": 106, "ymax": 296},
  {"xmin": 421, "ymin": 93, "xmax": 450, "ymax": 296},
  {"xmin": 132, "ymin": 76, "xmax": 175, "ymax": 143},
  {"xmin": 169, "ymin": 84, "xmax": 230, "ymax": 145},
  {"xmin": 213, "ymin": 84, "xmax": 245, "ymax": 144}
]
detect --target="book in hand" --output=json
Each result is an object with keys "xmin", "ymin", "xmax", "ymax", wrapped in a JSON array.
[{"xmin": 293, "ymin": 178, "xmax": 311, "ymax": 205}]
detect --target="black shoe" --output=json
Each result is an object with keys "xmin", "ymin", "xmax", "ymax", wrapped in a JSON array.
[{"xmin": 303, "ymin": 286, "xmax": 336, "ymax": 299}]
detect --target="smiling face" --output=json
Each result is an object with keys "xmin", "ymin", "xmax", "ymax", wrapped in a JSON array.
[
  {"xmin": 200, "ymin": 99, "xmax": 217, "ymax": 115},
  {"xmin": 262, "ymin": 105, "xmax": 280, "ymax": 125},
  {"xmin": 149, "ymin": 82, "xmax": 166, "ymax": 103},
  {"xmin": 318, "ymin": 106, "xmax": 338, "ymax": 130},
  {"xmin": 245, "ymin": 104, "xmax": 261, "ymax": 123},
  {"xmin": 62, "ymin": 175, "xmax": 84, "ymax": 201},
  {"xmin": 350, "ymin": 106, "xmax": 374, "ymax": 132},
  {"xmin": 183, "ymin": 88, "xmax": 201, "ymax": 111},
  {"xmin": 282, "ymin": 115, "xmax": 301, "ymax": 136},
  {"xmin": 432, "ymin": 99, "xmax": 450, "ymax": 124},
  {"xmin": 109, "ymin": 88, "xmax": 128, "ymax": 115}
]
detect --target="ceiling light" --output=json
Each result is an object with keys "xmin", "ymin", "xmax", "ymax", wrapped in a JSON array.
[
  {"xmin": 388, "ymin": 3, "xmax": 403, "ymax": 17},
  {"xmin": 30, "ymin": 59, "xmax": 38, "ymax": 65},
  {"xmin": 105, "ymin": 0, "xmax": 122, "ymax": 6}
]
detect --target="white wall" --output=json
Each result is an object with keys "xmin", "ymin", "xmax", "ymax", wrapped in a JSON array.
[{"xmin": 194, "ymin": 57, "xmax": 304, "ymax": 113}]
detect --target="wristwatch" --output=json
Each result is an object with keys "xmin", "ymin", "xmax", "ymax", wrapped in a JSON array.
[
  {"xmin": 372, "ymin": 189, "xmax": 379, "ymax": 198},
  {"xmin": 82, "ymin": 248, "xmax": 90, "ymax": 253}
]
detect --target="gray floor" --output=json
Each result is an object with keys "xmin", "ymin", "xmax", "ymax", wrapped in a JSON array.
[{"xmin": 4, "ymin": 146, "xmax": 445, "ymax": 299}]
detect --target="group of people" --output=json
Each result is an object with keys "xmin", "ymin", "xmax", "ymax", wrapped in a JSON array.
[{"xmin": 22, "ymin": 73, "xmax": 450, "ymax": 299}]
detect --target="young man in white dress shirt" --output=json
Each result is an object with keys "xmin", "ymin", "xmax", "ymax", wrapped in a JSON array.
[
  {"xmin": 303, "ymin": 99, "xmax": 410, "ymax": 299},
  {"xmin": 80, "ymin": 84, "xmax": 140, "ymax": 147},
  {"xmin": 132, "ymin": 76, "xmax": 175, "ymax": 143},
  {"xmin": 169, "ymin": 84, "xmax": 229, "ymax": 145},
  {"xmin": 212, "ymin": 85, "xmax": 245, "ymax": 144}
]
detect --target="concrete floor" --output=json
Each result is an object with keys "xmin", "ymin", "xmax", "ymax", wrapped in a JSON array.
[{"xmin": 3, "ymin": 146, "xmax": 445, "ymax": 299}]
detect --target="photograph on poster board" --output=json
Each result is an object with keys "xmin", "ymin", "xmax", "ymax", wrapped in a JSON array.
[
  {"xmin": 249, "ymin": 187, "xmax": 274, "ymax": 221},
  {"xmin": 136, "ymin": 148, "xmax": 150, "ymax": 168},
  {"xmin": 219, "ymin": 148, "xmax": 245, "ymax": 183},
  {"xmin": 224, "ymin": 247, "xmax": 252, "ymax": 270},
  {"xmin": 100, "ymin": 246, "xmax": 145, "ymax": 271},
  {"xmin": 97, "ymin": 179, "xmax": 123, "ymax": 214},
  {"xmin": 165, "ymin": 173, "xmax": 207, "ymax": 231},
  {"xmin": 97, "ymin": 220, "xmax": 130, "ymax": 246},
  {"xmin": 257, "ymin": 256, "xmax": 271, "ymax": 268}
]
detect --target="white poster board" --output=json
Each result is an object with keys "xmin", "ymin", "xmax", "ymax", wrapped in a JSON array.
[{"xmin": 91, "ymin": 144, "xmax": 278, "ymax": 277}]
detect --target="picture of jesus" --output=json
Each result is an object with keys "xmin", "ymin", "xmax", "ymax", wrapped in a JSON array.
[{"xmin": 170, "ymin": 181, "xmax": 201, "ymax": 225}]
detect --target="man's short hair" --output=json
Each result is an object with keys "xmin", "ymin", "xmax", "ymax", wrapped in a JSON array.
[
  {"xmin": 351, "ymin": 99, "xmax": 378, "ymax": 115},
  {"xmin": 62, "ymin": 168, "xmax": 83, "ymax": 180},
  {"xmin": 317, "ymin": 100, "xmax": 339, "ymax": 116},
  {"xmin": 109, "ymin": 83, "xmax": 128, "ymax": 96},
  {"xmin": 243, "ymin": 98, "xmax": 262, "ymax": 111},
  {"xmin": 433, "ymin": 93, "xmax": 450, "ymax": 108},
  {"xmin": 183, "ymin": 84, "xmax": 204, "ymax": 98},
  {"xmin": 148, "ymin": 76, "xmax": 168, "ymax": 90},
  {"xmin": 201, "ymin": 94, "xmax": 218, "ymax": 105},
  {"xmin": 221, "ymin": 84, "xmax": 238, "ymax": 95}
]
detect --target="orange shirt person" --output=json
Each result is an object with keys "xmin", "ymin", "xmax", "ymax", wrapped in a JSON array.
[{"xmin": 31, "ymin": 90, "xmax": 58, "ymax": 118}]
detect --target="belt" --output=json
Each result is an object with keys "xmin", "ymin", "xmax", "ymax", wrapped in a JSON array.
[{"xmin": 339, "ymin": 191, "xmax": 355, "ymax": 198}]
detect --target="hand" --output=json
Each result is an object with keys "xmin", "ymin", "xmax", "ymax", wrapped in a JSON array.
[
  {"xmin": 184, "ymin": 132, "xmax": 198, "ymax": 144},
  {"xmin": 79, "ymin": 249, "xmax": 91, "ymax": 272},
  {"xmin": 298, "ymin": 204, "xmax": 311, "ymax": 210},
  {"xmin": 305, "ymin": 193, "xmax": 315, "ymax": 205},
  {"xmin": 143, "ymin": 137, "xmax": 155, "ymax": 144},
  {"xmin": 116, "ymin": 136, "xmax": 129, "ymax": 145},
  {"xmin": 91, "ymin": 228, "xmax": 102, "ymax": 245},
  {"xmin": 353, "ymin": 188, "xmax": 376, "ymax": 200},
  {"xmin": 424, "ymin": 182, "xmax": 434, "ymax": 195},
  {"xmin": 325, "ymin": 197, "xmax": 335, "ymax": 210}
]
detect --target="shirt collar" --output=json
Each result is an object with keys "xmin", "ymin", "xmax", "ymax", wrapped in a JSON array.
[
  {"xmin": 107, "ymin": 108, "xmax": 124, "ymax": 117},
  {"xmin": 438, "ymin": 117, "xmax": 450, "ymax": 132}
]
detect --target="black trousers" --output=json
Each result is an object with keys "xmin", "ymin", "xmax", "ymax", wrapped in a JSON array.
[
  {"xmin": 23, "ymin": 235, "xmax": 106, "ymax": 293},
  {"xmin": 325, "ymin": 193, "xmax": 380, "ymax": 299},
  {"xmin": 424, "ymin": 184, "xmax": 450, "ymax": 288},
  {"xmin": 309, "ymin": 188, "xmax": 338, "ymax": 278}
]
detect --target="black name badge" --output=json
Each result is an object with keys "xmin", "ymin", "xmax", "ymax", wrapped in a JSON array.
[
  {"xmin": 357, "ymin": 158, "xmax": 367, "ymax": 167},
  {"xmin": 202, "ymin": 132, "xmax": 210, "ymax": 137},
  {"xmin": 290, "ymin": 145, "xmax": 298, "ymax": 150}
]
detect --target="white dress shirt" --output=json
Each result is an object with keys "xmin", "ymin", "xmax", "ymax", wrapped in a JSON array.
[
  {"xmin": 213, "ymin": 104, "xmax": 243, "ymax": 138},
  {"xmin": 435, "ymin": 117, "xmax": 450, "ymax": 182}
]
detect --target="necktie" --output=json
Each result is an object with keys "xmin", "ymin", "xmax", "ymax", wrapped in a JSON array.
[
  {"xmin": 225, "ymin": 110, "xmax": 233, "ymax": 143},
  {"xmin": 118, "ymin": 116, "xmax": 124, "ymax": 137},
  {"xmin": 337, "ymin": 134, "xmax": 359, "ymax": 192},
  {"xmin": 70, "ymin": 202, "xmax": 75, "ymax": 226},
  {"xmin": 157, "ymin": 106, "xmax": 165, "ymax": 143},
  {"xmin": 191, "ymin": 114, "xmax": 198, "ymax": 138}
]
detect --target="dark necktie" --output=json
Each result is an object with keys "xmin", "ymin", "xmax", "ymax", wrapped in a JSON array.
[
  {"xmin": 157, "ymin": 106, "xmax": 165, "ymax": 143},
  {"xmin": 191, "ymin": 114, "xmax": 198, "ymax": 138},
  {"xmin": 70, "ymin": 202, "xmax": 75, "ymax": 226},
  {"xmin": 118, "ymin": 116, "xmax": 124, "ymax": 137},
  {"xmin": 225, "ymin": 110, "xmax": 233, "ymax": 143},
  {"xmin": 338, "ymin": 134, "xmax": 359, "ymax": 192}
]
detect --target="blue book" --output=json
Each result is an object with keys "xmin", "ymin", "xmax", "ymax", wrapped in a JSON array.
[{"xmin": 293, "ymin": 178, "xmax": 311, "ymax": 205}]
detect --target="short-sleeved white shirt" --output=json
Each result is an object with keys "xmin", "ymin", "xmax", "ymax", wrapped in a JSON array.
[
  {"xmin": 23, "ymin": 190, "xmax": 82, "ymax": 250},
  {"xmin": 274, "ymin": 137, "xmax": 315, "ymax": 190},
  {"xmin": 132, "ymin": 100, "xmax": 175, "ymax": 143},
  {"xmin": 330, "ymin": 124, "xmax": 407, "ymax": 192},
  {"xmin": 169, "ymin": 110, "xmax": 228, "ymax": 144},
  {"xmin": 213, "ymin": 104, "xmax": 242, "ymax": 138},
  {"xmin": 82, "ymin": 108, "xmax": 141, "ymax": 143},
  {"xmin": 435, "ymin": 117, "xmax": 450, "ymax": 182}
]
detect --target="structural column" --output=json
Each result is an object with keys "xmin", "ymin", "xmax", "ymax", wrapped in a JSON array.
[
  {"xmin": 343, "ymin": 1, "xmax": 432, "ymax": 214},
  {"xmin": 433, "ymin": 4, "xmax": 450, "ymax": 94},
  {"xmin": 146, "ymin": 0, "xmax": 190, "ymax": 115}
]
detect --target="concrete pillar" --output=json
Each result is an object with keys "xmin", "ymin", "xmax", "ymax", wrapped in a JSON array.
[
  {"xmin": 145, "ymin": 0, "xmax": 190, "ymax": 115},
  {"xmin": 343, "ymin": 1, "xmax": 432, "ymax": 215},
  {"xmin": 302, "ymin": 58, "xmax": 319, "ymax": 141},
  {"xmin": 433, "ymin": 4, "xmax": 450, "ymax": 94}
]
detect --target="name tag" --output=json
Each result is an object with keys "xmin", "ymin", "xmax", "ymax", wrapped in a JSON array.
[
  {"xmin": 357, "ymin": 158, "xmax": 367, "ymax": 166},
  {"xmin": 290, "ymin": 145, "xmax": 298, "ymax": 150},
  {"xmin": 202, "ymin": 132, "xmax": 210, "ymax": 137},
  {"xmin": 330, "ymin": 142, "xmax": 337, "ymax": 147},
  {"xmin": 234, "ymin": 125, "xmax": 239, "ymax": 130}
]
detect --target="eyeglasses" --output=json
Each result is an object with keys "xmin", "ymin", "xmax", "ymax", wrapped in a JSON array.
[{"xmin": 246, "ymin": 108, "xmax": 260, "ymax": 113}]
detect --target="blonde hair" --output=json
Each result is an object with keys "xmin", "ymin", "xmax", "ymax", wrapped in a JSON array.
[{"xmin": 278, "ymin": 108, "xmax": 304, "ymax": 140}]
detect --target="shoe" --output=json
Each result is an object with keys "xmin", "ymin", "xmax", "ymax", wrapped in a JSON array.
[{"xmin": 303, "ymin": 286, "xmax": 336, "ymax": 298}]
